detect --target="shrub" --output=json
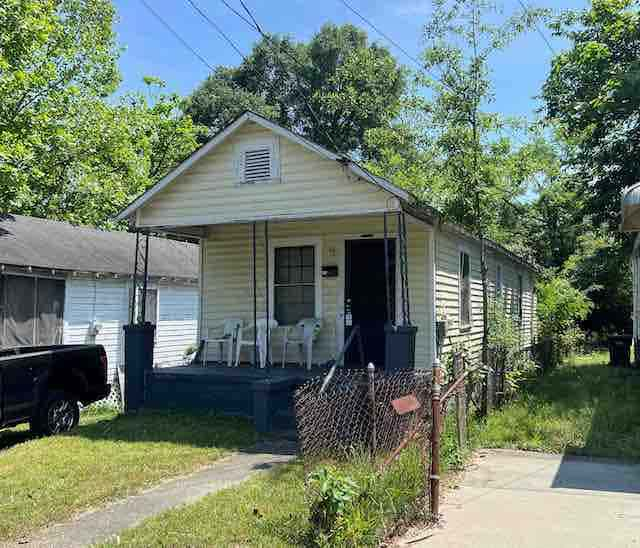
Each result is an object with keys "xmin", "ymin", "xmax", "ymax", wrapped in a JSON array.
[
  {"xmin": 537, "ymin": 276, "xmax": 592, "ymax": 367},
  {"xmin": 306, "ymin": 466, "xmax": 360, "ymax": 535},
  {"xmin": 487, "ymin": 298, "xmax": 538, "ymax": 399},
  {"xmin": 305, "ymin": 445, "xmax": 427, "ymax": 547}
]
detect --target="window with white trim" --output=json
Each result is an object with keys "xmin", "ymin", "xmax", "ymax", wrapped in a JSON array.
[
  {"xmin": 496, "ymin": 264, "xmax": 503, "ymax": 297},
  {"xmin": 459, "ymin": 251, "xmax": 471, "ymax": 327},
  {"xmin": 274, "ymin": 246, "xmax": 316, "ymax": 325}
]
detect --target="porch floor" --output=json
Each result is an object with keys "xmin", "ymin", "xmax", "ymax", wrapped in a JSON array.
[{"xmin": 154, "ymin": 362, "xmax": 330, "ymax": 382}]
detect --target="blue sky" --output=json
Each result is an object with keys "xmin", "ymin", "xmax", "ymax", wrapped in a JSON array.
[{"xmin": 112, "ymin": 0, "xmax": 587, "ymax": 122}]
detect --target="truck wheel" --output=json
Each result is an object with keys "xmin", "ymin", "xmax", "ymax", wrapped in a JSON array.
[{"xmin": 32, "ymin": 392, "xmax": 80, "ymax": 435}]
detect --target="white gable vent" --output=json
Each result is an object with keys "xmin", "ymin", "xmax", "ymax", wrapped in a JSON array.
[
  {"xmin": 235, "ymin": 138, "xmax": 280, "ymax": 184},
  {"xmin": 243, "ymin": 147, "xmax": 271, "ymax": 182}
]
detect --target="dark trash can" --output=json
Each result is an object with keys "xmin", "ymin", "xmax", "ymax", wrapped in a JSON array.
[
  {"xmin": 608, "ymin": 334, "xmax": 632, "ymax": 368},
  {"xmin": 384, "ymin": 324, "xmax": 418, "ymax": 372},
  {"xmin": 123, "ymin": 322, "xmax": 156, "ymax": 412}
]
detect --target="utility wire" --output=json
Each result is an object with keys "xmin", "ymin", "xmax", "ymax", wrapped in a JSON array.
[
  {"xmin": 139, "ymin": 0, "xmax": 214, "ymax": 71},
  {"xmin": 516, "ymin": 0, "xmax": 556, "ymax": 55},
  {"xmin": 224, "ymin": 0, "xmax": 342, "ymax": 153},
  {"xmin": 184, "ymin": 0, "xmax": 247, "ymax": 61},
  {"xmin": 218, "ymin": 0, "xmax": 255, "ymax": 28},
  {"xmin": 337, "ymin": 0, "xmax": 424, "ymax": 70}
]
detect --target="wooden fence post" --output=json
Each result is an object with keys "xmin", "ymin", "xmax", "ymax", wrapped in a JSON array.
[{"xmin": 453, "ymin": 352, "xmax": 467, "ymax": 449}]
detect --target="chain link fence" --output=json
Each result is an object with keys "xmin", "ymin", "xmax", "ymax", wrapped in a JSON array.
[{"xmin": 294, "ymin": 368, "xmax": 433, "ymax": 461}]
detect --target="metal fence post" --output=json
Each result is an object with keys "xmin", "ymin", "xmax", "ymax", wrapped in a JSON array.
[
  {"xmin": 430, "ymin": 356, "xmax": 442, "ymax": 521},
  {"xmin": 367, "ymin": 362, "xmax": 377, "ymax": 456},
  {"xmin": 453, "ymin": 352, "xmax": 467, "ymax": 449}
]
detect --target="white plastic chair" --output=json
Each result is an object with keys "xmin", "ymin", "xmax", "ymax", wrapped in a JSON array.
[
  {"xmin": 202, "ymin": 319, "xmax": 243, "ymax": 367},
  {"xmin": 235, "ymin": 318, "xmax": 279, "ymax": 368},
  {"xmin": 281, "ymin": 318, "xmax": 321, "ymax": 371}
]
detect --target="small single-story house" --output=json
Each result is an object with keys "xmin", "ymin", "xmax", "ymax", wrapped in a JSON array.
[
  {"xmin": 116, "ymin": 111, "xmax": 537, "ymax": 430},
  {"xmin": 0, "ymin": 214, "xmax": 199, "ymax": 383}
]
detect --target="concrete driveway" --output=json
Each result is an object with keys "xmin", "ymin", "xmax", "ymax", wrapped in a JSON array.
[{"xmin": 401, "ymin": 450, "xmax": 640, "ymax": 548}]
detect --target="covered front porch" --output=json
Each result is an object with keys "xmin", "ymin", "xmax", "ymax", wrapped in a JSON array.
[{"xmin": 130, "ymin": 209, "xmax": 435, "ymax": 431}]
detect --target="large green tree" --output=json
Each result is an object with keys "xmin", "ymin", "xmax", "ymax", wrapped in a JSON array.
[
  {"xmin": 541, "ymin": 0, "xmax": 639, "ymax": 333},
  {"xmin": 543, "ymin": 0, "xmax": 640, "ymax": 229},
  {"xmin": 0, "ymin": 1, "xmax": 203, "ymax": 228},
  {"xmin": 185, "ymin": 24, "xmax": 406, "ymax": 155}
]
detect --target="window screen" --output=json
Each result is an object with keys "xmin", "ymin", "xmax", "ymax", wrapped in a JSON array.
[
  {"xmin": 3, "ymin": 276, "xmax": 35, "ymax": 346},
  {"xmin": 459, "ymin": 251, "xmax": 471, "ymax": 327},
  {"xmin": 36, "ymin": 278, "xmax": 65, "ymax": 345},
  {"xmin": 274, "ymin": 246, "xmax": 315, "ymax": 325},
  {"xmin": 0, "ymin": 275, "xmax": 65, "ymax": 348}
]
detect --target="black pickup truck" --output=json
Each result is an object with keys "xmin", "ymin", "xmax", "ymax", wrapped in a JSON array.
[{"xmin": 0, "ymin": 345, "xmax": 111, "ymax": 435}]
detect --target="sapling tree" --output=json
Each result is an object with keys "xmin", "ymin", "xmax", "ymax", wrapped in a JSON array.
[{"xmin": 419, "ymin": 0, "xmax": 546, "ymax": 395}]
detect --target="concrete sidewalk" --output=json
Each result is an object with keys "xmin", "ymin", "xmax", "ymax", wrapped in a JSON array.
[
  {"xmin": 7, "ymin": 440, "xmax": 296, "ymax": 548},
  {"xmin": 400, "ymin": 450, "xmax": 640, "ymax": 548}
]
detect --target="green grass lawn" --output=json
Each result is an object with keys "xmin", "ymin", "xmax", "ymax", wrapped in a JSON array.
[
  {"xmin": 99, "ymin": 421, "xmax": 466, "ymax": 547},
  {"xmin": 475, "ymin": 351, "xmax": 640, "ymax": 459},
  {"xmin": 91, "ymin": 352, "xmax": 640, "ymax": 547},
  {"xmin": 0, "ymin": 408, "xmax": 254, "ymax": 542}
]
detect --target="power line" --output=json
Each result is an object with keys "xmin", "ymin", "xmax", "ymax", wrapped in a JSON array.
[
  {"xmin": 138, "ymin": 0, "xmax": 214, "ymax": 72},
  {"xmin": 184, "ymin": 0, "xmax": 247, "ymax": 61},
  {"xmin": 337, "ymin": 0, "xmax": 423, "ymax": 69},
  {"xmin": 516, "ymin": 0, "xmax": 556, "ymax": 56},
  {"xmin": 238, "ymin": 0, "xmax": 264, "ymax": 34},
  {"xmin": 223, "ymin": 0, "xmax": 342, "ymax": 153},
  {"xmin": 218, "ymin": 0, "xmax": 255, "ymax": 29}
]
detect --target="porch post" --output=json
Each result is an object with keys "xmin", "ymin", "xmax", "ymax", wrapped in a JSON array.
[
  {"xmin": 252, "ymin": 222, "xmax": 258, "ymax": 367},
  {"xmin": 264, "ymin": 220, "xmax": 270, "ymax": 369},
  {"xmin": 398, "ymin": 211, "xmax": 411, "ymax": 326},
  {"xmin": 383, "ymin": 212, "xmax": 392, "ymax": 326}
]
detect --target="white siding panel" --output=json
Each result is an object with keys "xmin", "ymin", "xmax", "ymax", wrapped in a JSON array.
[
  {"xmin": 62, "ymin": 278, "xmax": 128, "ymax": 379},
  {"xmin": 137, "ymin": 123, "xmax": 393, "ymax": 228},
  {"xmin": 154, "ymin": 285, "xmax": 199, "ymax": 367}
]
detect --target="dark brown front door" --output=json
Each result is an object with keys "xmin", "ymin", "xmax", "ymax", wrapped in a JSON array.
[{"xmin": 345, "ymin": 239, "xmax": 395, "ymax": 367}]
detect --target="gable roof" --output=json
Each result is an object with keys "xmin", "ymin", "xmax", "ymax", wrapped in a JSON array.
[
  {"xmin": 0, "ymin": 214, "xmax": 198, "ymax": 280},
  {"xmin": 116, "ymin": 111, "xmax": 409, "ymax": 221},
  {"xmin": 115, "ymin": 111, "xmax": 537, "ymax": 273}
]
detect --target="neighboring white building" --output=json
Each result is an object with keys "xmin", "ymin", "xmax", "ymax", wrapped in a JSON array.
[
  {"xmin": 0, "ymin": 214, "xmax": 199, "ymax": 381},
  {"xmin": 621, "ymin": 184, "xmax": 640, "ymax": 351}
]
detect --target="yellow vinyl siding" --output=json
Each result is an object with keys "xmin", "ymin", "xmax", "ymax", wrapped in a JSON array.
[
  {"xmin": 435, "ymin": 227, "xmax": 537, "ymax": 361},
  {"xmin": 137, "ymin": 123, "xmax": 393, "ymax": 228},
  {"xmin": 202, "ymin": 215, "xmax": 432, "ymax": 368}
]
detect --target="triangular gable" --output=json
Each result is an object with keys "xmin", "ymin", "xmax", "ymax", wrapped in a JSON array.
[{"xmin": 117, "ymin": 111, "xmax": 408, "ymax": 221}]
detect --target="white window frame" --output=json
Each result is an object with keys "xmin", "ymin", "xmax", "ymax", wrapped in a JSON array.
[
  {"xmin": 234, "ymin": 137, "xmax": 281, "ymax": 184},
  {"xmin": 458, "ymin": 248, "xmax": 472, "ymax": 329},
  {"xmin": 269, "ymin": 237, "xmax": 322, "ymax": 326}
]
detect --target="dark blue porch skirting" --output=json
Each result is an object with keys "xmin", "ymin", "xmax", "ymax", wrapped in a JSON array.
[{"xmin": 144, "ymin": 365, "xmax": 324, "ymax": 433}]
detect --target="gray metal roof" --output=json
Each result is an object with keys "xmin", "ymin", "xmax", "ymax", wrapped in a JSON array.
[{"xmin": 0, "ymin": 214, "xmax": 198, "ymax": 279}]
